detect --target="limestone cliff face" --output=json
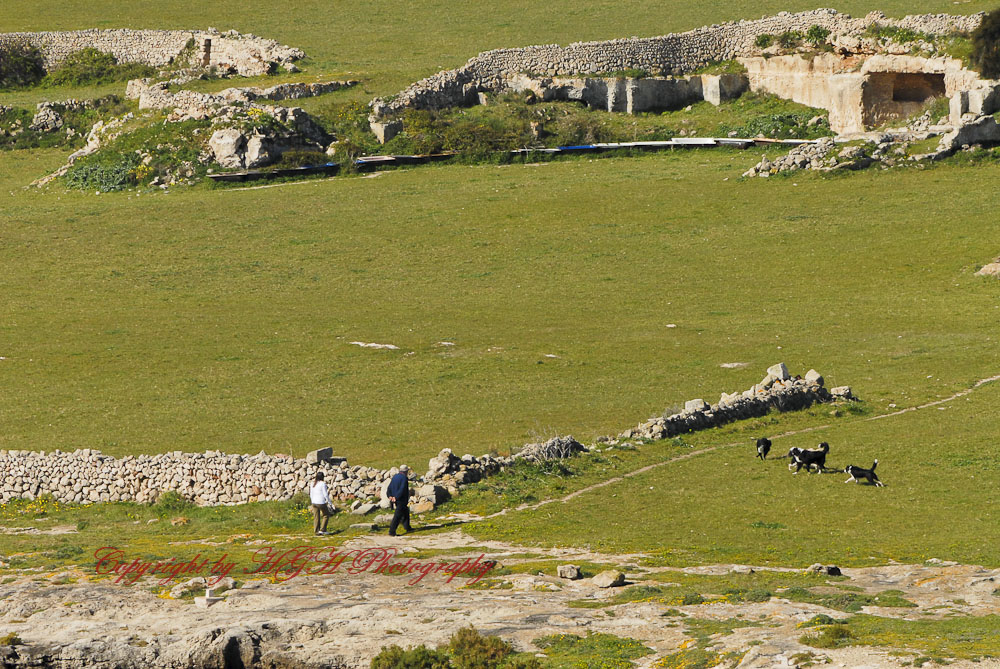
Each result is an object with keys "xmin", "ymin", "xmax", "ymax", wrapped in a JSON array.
[{"xmin": 740, "ymin": 53, "xmax": 981, "ymax": 133}]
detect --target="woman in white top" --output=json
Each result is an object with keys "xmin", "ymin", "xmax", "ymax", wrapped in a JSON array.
[{"xmin": 310, "ymin": 471, "xmax": 333, "ymax": 535}]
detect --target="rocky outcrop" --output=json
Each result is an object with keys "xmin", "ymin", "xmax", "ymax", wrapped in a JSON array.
[
  {"xmin": 975, "ymin": 258, "xmax": 1000, "ymax": 277},
  {"xmin": 127, "ymin": 78, "xmax": 357, "ymax": 111}
]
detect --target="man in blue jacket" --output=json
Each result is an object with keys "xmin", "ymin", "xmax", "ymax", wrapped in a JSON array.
[{"xmin": 387, "ymin": 464, "xmax": 412, "ymax": 537}]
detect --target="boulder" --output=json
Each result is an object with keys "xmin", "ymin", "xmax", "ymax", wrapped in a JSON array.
[
  {"xmin": 170, "ymin": 577, "xmax": 207, "ymax": 599},
  {"xmin": 808, "ymin": 563, "xmax": 842, "ymax": 576},
  {"xmin": 830, "ymin": 386, "xmax": 854, "ymax": 400},
  {"xmin": 350, "ymin": 502, "xmax": 377, "ymax": 515},
  {"xmin": 592, "ymin": 570, "xmax": 625, "ymax": 588},
  {"xmin": 244, "ymin": 134, "xmax": 273, "ymax": 168},
  {"xmin": 209, "ymin": 128, "xmax": 248, "ymax": 168},
  {"xmin": 766, "ymin": 362, "xmax": 790, "ymax": 381},
  {"xmin": 557, "ymin": 564, "xmax": 582, "ymax": 580},
  {"xmin": 409, "ymin": 500, "xmax": 435, "ymax": 514},
  {"xmin": 306, "ymin": 447, "xmax": 332, "ymax": 465},
  {"xmin": 416, "ymin": 484, "xmax": 449, "ymax": 504},
  {"xmin": 975, "ymin": 261, "xmax": 1000, "ymax": 277},
  {"xmin": 684, "ymin": 399, "xmax": 709, "ymax": 413},
  {"xmin": 426, "ymin": 448, "xmax": 460, "ymax": 479},
  {"xmin": 804, "ymin": 369, "xmax": 824, "ymax": 386}
]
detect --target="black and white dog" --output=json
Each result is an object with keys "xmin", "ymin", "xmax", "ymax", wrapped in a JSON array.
[
  {"xmin": 755, "ymin": 437, "xmax": 772, "ymax": 460},
  {"xmin": 788, "ymin": 442, "xmax": 830, "ymax": 474},
  {"xmin": 844, "ymin": 460, "xmax": 884, "ymax": 486}
]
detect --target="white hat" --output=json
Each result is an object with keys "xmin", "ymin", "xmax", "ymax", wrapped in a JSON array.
[{"xmin": 399, "ymin": 464, "xmax": 409, "ymax": 472}]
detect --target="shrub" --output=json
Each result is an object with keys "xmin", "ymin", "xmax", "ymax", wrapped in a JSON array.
[
  {"xmin": 370, "ymin": 644, "xmax": 451, "ymax": 669},
  {"xmin": 64, "ymin": 157, "xmax": 138, "ymax": 192},
  {"xmin": 806, "ymin": 25, "xmax": 831, "ymax": 46},
  {"xmin": 800, "ymin": 624, "xmax": 854, "ymax": 649},
  {"xmin": 971, "ymin": 8, "xmax": 1000, "ymax": 79},
  {"xmin": 0, "ymin": 633, "xmax": 22, "ymax": 646},
  {"xmin": 44, "ymin": 48, "xmax": 155, "ymax": 87},
  {"xmin": 864, "ymin": 23, "xmax": 925, "ymax": 44},
  {"xmin": 273, "ymin": 149, "xmax": 331, "ymax": 168},
  {"xmin": 755, "ymin": 34, "xmax": 775, "ymax": 48},
  {"xmin": 153, "ymin": 490, "xmax": 194, "ymax": 512},
  {"xmin": 777, "ymin": 31, "xmax": 803, "ymax": 49},
  {"xmin": 448, "ymin": 626, "xmax": 517, "ymax": 669},
  {"xmin": 0, "ymin": 41, "xmax": 45, "ymax": 89}
]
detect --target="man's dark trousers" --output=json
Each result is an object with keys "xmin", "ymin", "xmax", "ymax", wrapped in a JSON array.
[
  {"xmin": 387, "ymin": 470, "xmax": 411, "ymax": 536},
  {"xmin": 389, "ymin": 501, "xmax": 411, "ymax": 536}
]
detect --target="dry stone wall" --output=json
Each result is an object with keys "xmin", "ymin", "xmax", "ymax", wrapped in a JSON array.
[
  {"xmin": 0, "ymin": 28, "xmax": 303, "ymax": 76},
  {"xmin": 373, "ymin": 9, "xmax": 982, "ymax": 118},
  {"xmin": 0, "ymin": 365, "xmax": 846, "ymax": 510}
]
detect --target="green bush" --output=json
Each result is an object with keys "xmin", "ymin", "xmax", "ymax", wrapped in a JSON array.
[
  {"xmin": 777, "ymin": 31, "xmax": 803, "ymax": 49},
  {"xmin": 863, "ymin": 23, "xmax": 926, "ymax": 44},
  {"xmin": 800, "ymin": 624, "xmax": 854, "ymax": 649},
  {"xmin": 0, "ymin": 41, "xmax": 46, "ymax": 89},
  {"xmin": 448, "ymin": 626, "xmax": 522, "ymax": 669},
  {"xmin": 0, "ymin": 633, "xmax": 22, "ymax": 647},
  {"xmin": 44, "ymin": 48, "xmax": 155, "ymax": 86},
  {"xmin": 153, "ymin": 490, "xmax": 194, "ymax": 512},
  {"xmin": 272, "ymin": 149, "xmax": 331, "ymax": 168},
  {"xmin": 755, "ymin": 34, "xmax": 775, "ymax": 48},
  {"xmin": 370, "ymin": 644, "xmax": 452, "ymax": 669},
  {"xmin": 370, "ymin": 628, "xmax": 541, "ymax": 669},
  {"xmin": 971, "ymin": 8, "xmax": 1000, "ymax": 79},
  {"xmin": 806, "ymin": 25, "xmax": 831, "ymax": 46}
]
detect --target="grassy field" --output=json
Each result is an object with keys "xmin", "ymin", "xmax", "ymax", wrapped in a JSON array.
[
  {"xmin": 464, "ymin": 377, "xmax": 1000, "ymax": 566},
  {"xmin": 2, "ymin": 0, "xmax": 1000, "ymax": 573},
  {"xmin": 2, "ymin": 146, "xmax": 1000, "ymax": 465}
]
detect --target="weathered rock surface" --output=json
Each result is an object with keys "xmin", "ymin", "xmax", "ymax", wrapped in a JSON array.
[{"xmin": 592, "ymin": 570, "xmax": 626, "ymax": 588}]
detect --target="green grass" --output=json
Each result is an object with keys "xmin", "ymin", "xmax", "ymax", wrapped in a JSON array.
[
  {"xmin": 802, "ymin": 615, "xmax": 1000, "ymax": 660},
  {"xmin": 534, "ymin": 632, "xmax": 653, "ymax": 669},
  {"xmin": 465, "ymin": 375, "xmax": 1000, "ymax": 566},
  {"xmin": 567, "ymin": 570, "xmax": 843, "ymax": 608}
]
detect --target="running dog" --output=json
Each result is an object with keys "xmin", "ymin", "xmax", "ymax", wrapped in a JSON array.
[
  {"xmin": 844, "ymin": 460, "xmax": 884, "ymax": 486},
  {"xmin": 789, "ymin": 442, "xmax": 830, "ymax": 474},
  {"xmin": 755, "ymin": 437, "xmax": 772, "ymax": 460}
]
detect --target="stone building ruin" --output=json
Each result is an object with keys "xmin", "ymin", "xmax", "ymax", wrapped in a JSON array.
[{"xmin": 369, "ymin": 9, "xmax": 997, "ymax": 140}]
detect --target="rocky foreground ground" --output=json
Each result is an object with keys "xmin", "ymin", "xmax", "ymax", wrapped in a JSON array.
[{"xmin": 1, "ymin": 527, "xmax": 998, "ymax": 668}]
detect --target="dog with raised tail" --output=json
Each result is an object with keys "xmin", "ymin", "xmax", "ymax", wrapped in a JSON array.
[
  {"xmin": 844, "ymin": 460, "xmax": 884, "ymax": 487},
  {"xmin": 755, "ymin": 437, "xmax": 772, "ymax": 460}
]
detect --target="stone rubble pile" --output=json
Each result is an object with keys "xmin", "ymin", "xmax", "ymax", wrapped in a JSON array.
[
  {"xmin": 621, "ymin": 363, "xmax": 850, "ymax": 441},
  {"xmin": 370, "ymin": 9, "xmax": 982, "ymax": 121},
  {"xmin": 126, "ymin": 78, "xmax": 356, "ymax": 113},
  {"xmin": 0, "ymin": 365, "xmax": 850, "ymax": 510},
  {"xmin": 742, "ymin": 137, "xmax": 892, "ymax": 176}
]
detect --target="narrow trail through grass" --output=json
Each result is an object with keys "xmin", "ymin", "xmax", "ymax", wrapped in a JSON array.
[{"xmin": 473, "ymin": 371, "xmax": 1000, "ymax": 519}]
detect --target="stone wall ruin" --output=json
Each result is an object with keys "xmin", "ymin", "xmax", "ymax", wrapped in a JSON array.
[
  {"xmin": 0, "ymin": 28, "xmax": 303, "ymax": 76},
  {"xmin": 370, "ymin": 9, "xmax": 987, "ymax": 138},
  {"xmin": 0, "ymin": 365, "xmax": 847, "ymax": 512}
]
